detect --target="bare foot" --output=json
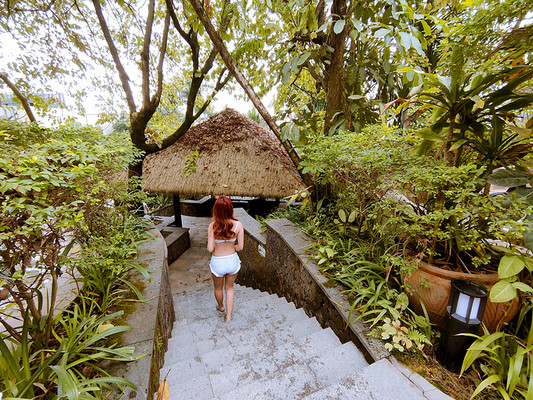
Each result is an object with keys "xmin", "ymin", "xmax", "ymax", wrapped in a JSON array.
[
  {"xmin": 216, "ymin": 306, "xmax": 225, "ymax": 314},
  {"xmin": 225, "ymin": 315, "xmax": 232, "ymax": 322}
]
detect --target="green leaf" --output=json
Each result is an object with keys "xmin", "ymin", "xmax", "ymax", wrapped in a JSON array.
[
  {"xmin": 398, "ymin": 32, "xmax": 412, "ymax": 51},
  {"xmin": 461, "ymin": 331, "xmax": 505, "ymax": 373},
  {"xmin": 512, "ymin": 282, "xmax": 533, "ymax": 294},
  {"xmin": 338, "ymin": 209, "xmax": 346, "ymax": 223},
  {"xmin": 510, "ymin": 125, "xmax": 533, "ymax": 139},
  {"xmin": 449, "ymin": 139, "xmax": 468, "ymax": 151},
  {"xmin": 348, "ymin": 210, "xmax": 356, "ymax": 223},
  {"xmin": 374, "ymin": 28, "xmax": 390, "ymax": 38},
  {"xmin": 348, "ymin": 94, "xmax": 364, "ymax": 100},
  {"xmin": 526, "ymin": 365, "xmax": 533, "ymax": 400},
  {"xmin": 333, "ymin": 19, "xmax": 345, "ymax": 34},
  {"xmin": 421, "ymin": 20, "xmax": 431, "ymax": 36},
  {"xmin": 410, "ymin": 35, "xmax": 424, "ymax": 56},
  {"xmin": 351, "ymin": 18, "xmax": 363, "ymax": 32},
  {"xmin": 471, "ymin": 374, "xmax": 501, "ymax": 399},
  {"xmin": 498, "ymin": 256, "xmax": 526, "ymax": 279},
  {"xmin": 489, "ymin": 280, "xmax": 517, "ymax": 303},
  {"xmin": 51, "ymin": 365, "xmax": 80, "ymax": 400},
  {"xmin": 281, "ymin": 62, "xmax": 291, "ymax": 83},
  {"xmin": 417, "ymin": 128, "xmax": 444, "ymax": 142},
  {"xmin": 488, "ymin": 169, "xmax": 532, "ymax": 188},
  {"xmin": 297, "ymin": 52, "xmax": 311, "ymax": 66}
]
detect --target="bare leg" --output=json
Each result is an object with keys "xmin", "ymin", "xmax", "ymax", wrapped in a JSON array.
[
  {"xmin": 211, "ymin": 273, "xmax": 225, "ymax": 312},
  {"xmin": 224, "ymin": 273, "xmax": 238, "ymax": 322}
]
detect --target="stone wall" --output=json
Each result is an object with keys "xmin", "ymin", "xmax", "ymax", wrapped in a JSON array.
[{"xmin": 236, "ymin": 215, "xmax": 389, "ymax": 363}]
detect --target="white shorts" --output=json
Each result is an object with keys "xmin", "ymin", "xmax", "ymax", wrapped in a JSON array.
[{"xmin": 210, "ymin": 253, "xmax": 241, "ymax": 278}]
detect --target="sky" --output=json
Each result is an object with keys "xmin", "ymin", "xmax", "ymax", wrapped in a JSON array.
[{"xmin": 0, "ymin": 30, "xmax": 270, "ymax": 131}]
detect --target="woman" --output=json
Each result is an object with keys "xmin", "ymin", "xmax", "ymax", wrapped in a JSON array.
[{"xmin": 207, "ymin": 195, "xmax": 244, "ymax": 322}]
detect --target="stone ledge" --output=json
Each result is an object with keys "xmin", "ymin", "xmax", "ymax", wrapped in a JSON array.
[
  {"xmin": 160, "ymin": 226, "xmax": 190, "ymax": 264},
  {"xmin": 107, "ymin": 227, "xmax": 175, "ymax": 400}
]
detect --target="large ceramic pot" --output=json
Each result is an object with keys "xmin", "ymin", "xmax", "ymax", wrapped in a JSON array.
[{"xmin": 403, "ymin": 262, "xmax": 520, "ymax": 332}]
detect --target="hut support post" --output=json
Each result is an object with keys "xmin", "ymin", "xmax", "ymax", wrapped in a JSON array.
[{"xmin": 171, "ymin": 194, "xmax": 183, "ymax": 227}]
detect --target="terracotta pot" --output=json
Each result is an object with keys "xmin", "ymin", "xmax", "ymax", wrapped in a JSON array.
[{"xmin": 402, "ymin": 262, "xmax": 521, "ymax": 332}]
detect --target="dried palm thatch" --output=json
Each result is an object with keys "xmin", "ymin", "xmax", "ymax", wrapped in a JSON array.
[{"xmin": 143, "ymin": 109, "xmax": 305, "ymax": 198}]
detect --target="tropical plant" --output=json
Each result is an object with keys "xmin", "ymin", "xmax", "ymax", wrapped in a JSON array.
[
  {"xmin": 400, "ymin": 45, "xmax": 533, "ymax": 170},
  {"xmin": 460, "ymin": 311, "xmax": 533, "ymax": 400},
  {"xmin": 70, "ymin": 213, "xmax": 152, "ymax": 313},
  {"xmin": 277, "ymin": 202, "xmax": 433, "ymax": 354},
  {"xmin": 0, "ymin": 306, "xmax": 141, "ymax": 399},
  {"xmin": 300, "ymin": 126, "xmax": 533, "ymax": 300}
]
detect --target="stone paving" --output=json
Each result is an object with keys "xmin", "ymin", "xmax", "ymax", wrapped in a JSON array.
[
  {"xmin": 166, "ymin": 216, "xmax": 212, "ymax": 294},
  {"xmin": 159, "ymin": 215, "xmax": 453, "ymax": 400}
]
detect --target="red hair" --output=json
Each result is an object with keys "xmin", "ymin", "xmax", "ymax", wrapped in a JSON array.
[{"xmin": 212, "ymin": 195, "xmax": 238, "ymax": 239}]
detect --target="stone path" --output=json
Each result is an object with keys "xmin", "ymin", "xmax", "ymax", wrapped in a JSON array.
[{"xmin": 160, "ymin": 216, "xmax": 452, "ymax": 400}]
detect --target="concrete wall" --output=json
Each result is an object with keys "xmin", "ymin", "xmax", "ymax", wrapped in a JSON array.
[{"xmin": 235, "ymin": 214, "xmax": 389, "ymax": 364}]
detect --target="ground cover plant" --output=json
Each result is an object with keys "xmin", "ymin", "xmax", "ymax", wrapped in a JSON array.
[{"xmin": 0, "ymin": 120, "xmax": 151, "ymax": 399}]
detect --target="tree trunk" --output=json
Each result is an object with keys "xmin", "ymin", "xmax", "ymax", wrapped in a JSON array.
[
  {"xmin": 189, "ymin": 0, "xmax": 314, "ymax": 190},
  {"xmin": 323, "ymin": 0, "xmax": 348, "ymax": 135}
]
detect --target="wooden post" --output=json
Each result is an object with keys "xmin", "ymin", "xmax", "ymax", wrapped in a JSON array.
[{"xmin": 171, "ymin": 194, "xmax": 182, "ymax": 227}]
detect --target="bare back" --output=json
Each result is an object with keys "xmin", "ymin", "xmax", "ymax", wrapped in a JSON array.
[{"xmin": 207, "ymin": 220, "xmax": 244, "ymax": 256}]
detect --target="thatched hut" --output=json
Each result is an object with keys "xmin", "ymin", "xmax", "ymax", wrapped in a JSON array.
[{"xmin": 143, "ymin": 109, "xmax": 305, "ymax": 222}]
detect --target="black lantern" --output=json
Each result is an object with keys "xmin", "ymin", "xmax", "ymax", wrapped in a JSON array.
[{"xmin": 438, "ymin": 279, "xmax": 489, "ymax": 372}]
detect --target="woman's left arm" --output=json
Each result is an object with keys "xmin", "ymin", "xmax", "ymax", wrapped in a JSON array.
[{"xmin": 235, "ymin": 222, "xmax": 244, "ymax": 252}]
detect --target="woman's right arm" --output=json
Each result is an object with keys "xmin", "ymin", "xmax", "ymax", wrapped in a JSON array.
[
  {"xmin": 234, "ymin": 222, "xmax": 244, "ymax": 252},
  {"xmin": 207, "ymin": 223, "xmax": 215, "ymax": 253}
]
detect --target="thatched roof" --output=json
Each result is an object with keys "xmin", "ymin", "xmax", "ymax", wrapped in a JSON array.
[{"xmin": 142, "ymin": 109, "xmax": 305, "ymax": 198}]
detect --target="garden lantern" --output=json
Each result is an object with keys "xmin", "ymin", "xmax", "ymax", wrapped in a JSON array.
[{"xmin": 438, "ymin": 279, "xmax": 489, "ymax": 372}]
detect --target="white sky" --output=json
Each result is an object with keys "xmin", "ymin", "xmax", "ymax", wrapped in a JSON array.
[{"xmin": 1, "ymin": 31, "xmax": 270, "ymax": 129}]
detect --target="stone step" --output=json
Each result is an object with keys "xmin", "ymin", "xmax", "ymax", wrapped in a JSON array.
[
  {"xmin": 173, "ymin": 286, "xmax": 289, "ymax": 323},
  {"xmin": 163, "ymin": 373, "xmax": 214, "ymax": 400},
  {"xmin": 217, "ymin": 342, "xmax": 367, "ymax": 400},
  {"xmin": 162, "ymin": 326, "xmax": 345, "ymax": 397},
  {"xmin": 198, "ymin": 327, "xmax": 348, "ymax": 398},
  {"xmin": 302, "ymin": 359, "xmax": 428, "ymax": 400},
  {"xmin": 162, "ymin": 284, "xmax": 373, "ymax": 400}
]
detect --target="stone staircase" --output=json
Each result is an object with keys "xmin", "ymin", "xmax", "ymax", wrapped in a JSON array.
[{"xmin": 160, "ymin": 284, "xmax": 435, "ymax": 400}]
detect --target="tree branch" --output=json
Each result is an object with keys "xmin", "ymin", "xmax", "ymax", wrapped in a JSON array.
[
  {"xmin": 0, "ymin": 316, "xmax": 21, "ymax": 342},
  {"xmin": 141, "ymin": 0, "xmax": 156, "ymax": 106},
  {"xmin": 151, "ymin": 11, "xmax": 170, "ymax": 107},
  {"xmin": 91, "ymin": 0, "xmax": 137, "ymax": 114},
  {"xmin": 189, "ymin": 0, "xmax": 314, "ymax": 189},
  {"xmin": 166, "ymin": 0, "xmax": 200, "ymax": 70},
  {"xmin": 165, "ymin": 0, "xmax": 193, "ymax": 47},
  {"xmin": 5, "ymin": 0, "xmax": 58, "ymax": 14},
  {"xmin": 193, "ymin": 68, "xmax": 231, "ymax": 119},
  {"xmin": 0, "ymin": 72, "xmax": 36, "ymax": 122}
]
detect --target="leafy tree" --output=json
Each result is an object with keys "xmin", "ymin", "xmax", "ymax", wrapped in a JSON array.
[
  {"xmin": 251, "ymin": 0, "xmax": 448, "ymax": 137},
  {"xmin": 0, "ymin": 0, "xmax": 233, "ymax": 176}
]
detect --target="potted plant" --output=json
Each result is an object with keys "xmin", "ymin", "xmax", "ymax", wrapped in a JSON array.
[{"xmin": 396, "ymin": 49, "xmax": 533, "ymax": 331}]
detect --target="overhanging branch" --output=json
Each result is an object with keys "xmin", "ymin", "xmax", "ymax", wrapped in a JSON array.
[{"xmin": 0, "ymin": 72, "xmax": 37, "ymax": 122}]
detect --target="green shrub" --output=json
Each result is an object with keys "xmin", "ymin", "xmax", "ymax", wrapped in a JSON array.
[{"xmin": 0, "ymin": 119, "xmax": 147, "ymax": 398}]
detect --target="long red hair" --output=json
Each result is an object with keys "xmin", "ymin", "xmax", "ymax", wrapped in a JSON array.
[{"xmin": 212, "ymin": 195, "xmax": 238, "ymax": 240}]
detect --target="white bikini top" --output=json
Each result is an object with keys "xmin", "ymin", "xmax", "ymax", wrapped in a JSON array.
[{"xmin": 213, "ymin": 221, "xmax": 239, "ymax": 243}]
